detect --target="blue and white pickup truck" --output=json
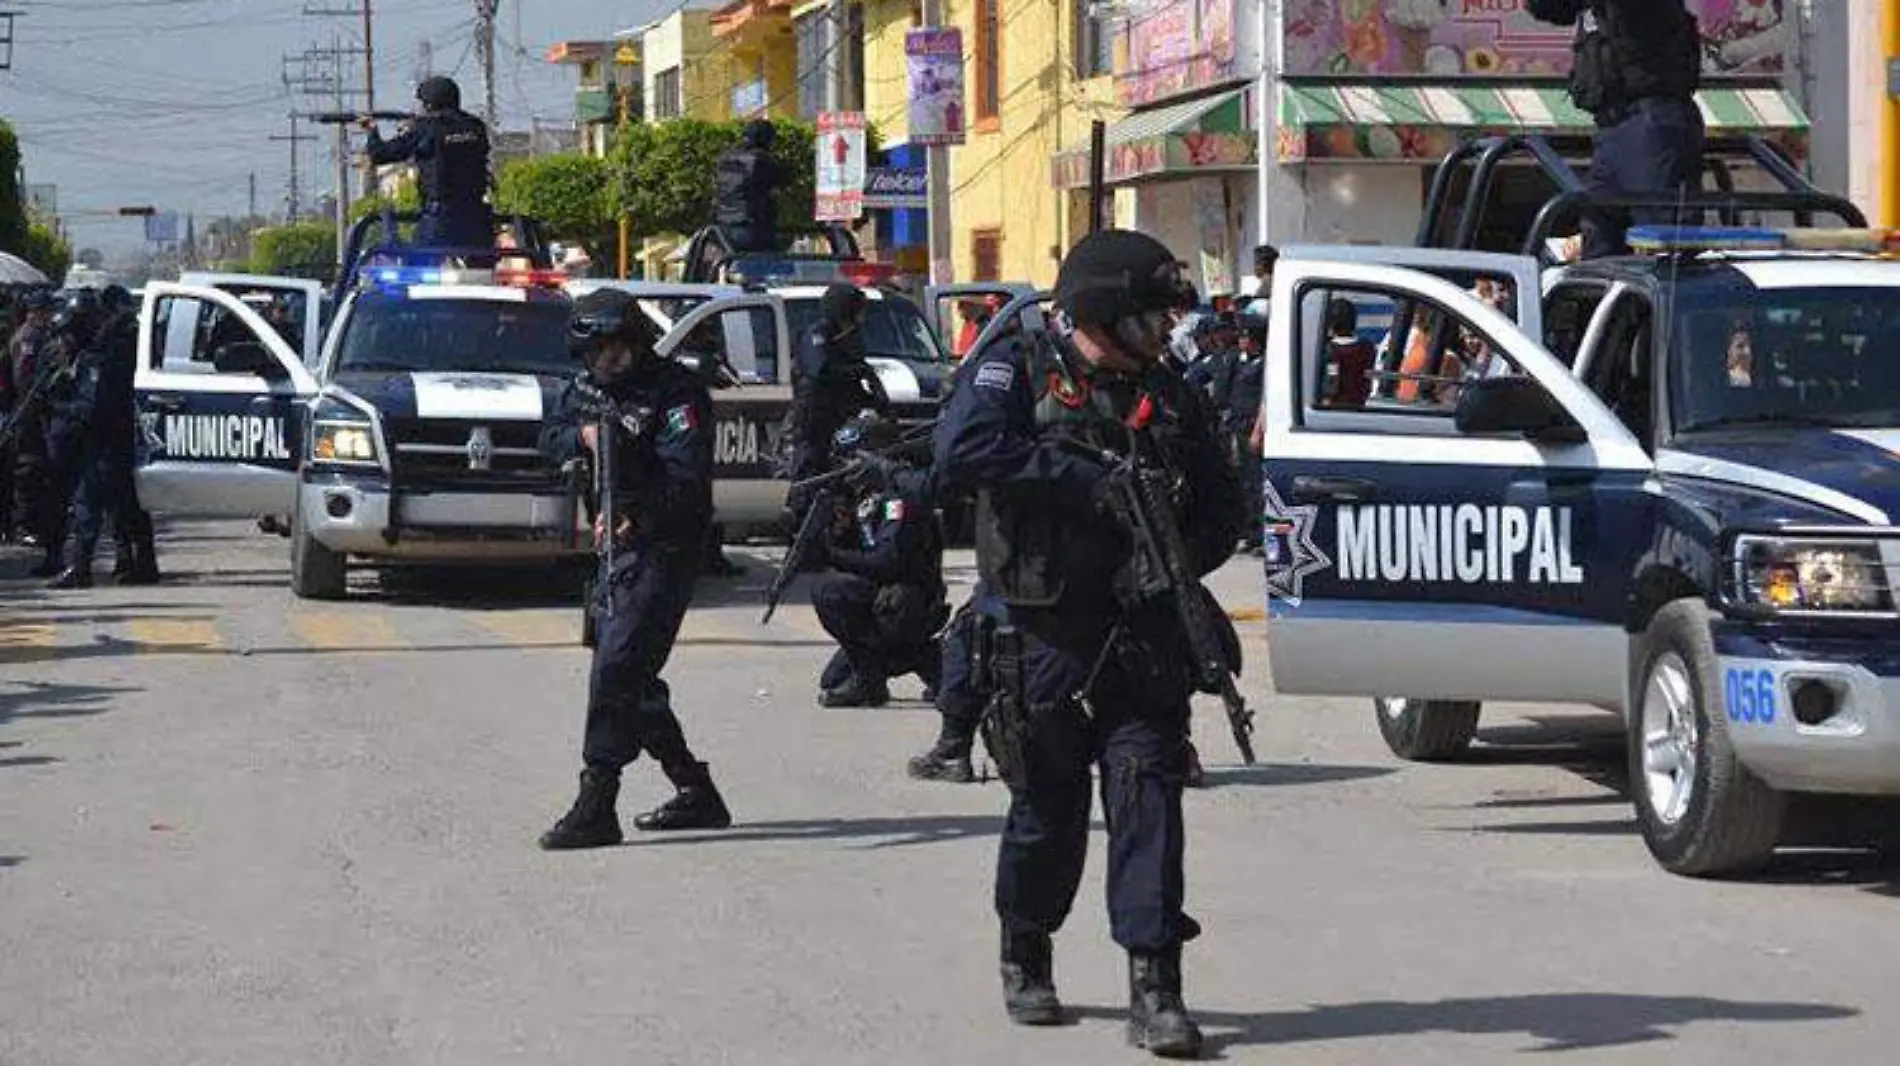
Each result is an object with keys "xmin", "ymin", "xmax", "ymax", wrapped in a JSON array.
[{"xmin": 1260, "ymin": 226, "xmax": 1900, "ymax": 877}]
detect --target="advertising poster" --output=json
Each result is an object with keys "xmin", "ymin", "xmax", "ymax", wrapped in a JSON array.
[
  {"xmin": 1121, "ymin": 0, "xmax": 1238, "ymax": 107},
  {"xmin": 815, "ymin": 111, "xmax": 867, "ymax": 222},
  {"xmin": 906, "ymin": 28, "xmax": 966, "ymax": 146},
  {"xmin": 1281, "ymin": 0, "xmax": 1785, "ymax": 79}
]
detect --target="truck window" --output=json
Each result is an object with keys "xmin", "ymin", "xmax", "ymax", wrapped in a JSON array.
[
  {"xmin": 1584, "ymin": 291, "xmax": 1655, "ymax": 447},
  {"xmin": 336, "ymin": 294, "xmax": 577, "ymax": 376},
  {"xmin": 786, "ymin": 298, "xmax": 943, "ymax": 371},
  {"xmin": 1544, "ymin": 281, "xmax": 1611, "ymax": 367}
]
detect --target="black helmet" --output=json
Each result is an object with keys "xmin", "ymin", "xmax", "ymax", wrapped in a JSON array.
[
  {"xmin": 819, "ymin": 283, "xmax": 868, "ymax": 332},
  {"xmin": 832, "ymin": 409, "xmax": 899, "ymax": 457},
  {"xmin": 22, "ymin": 288, "xmax": 57, "ymax": 312},
  {"xmin": 417, "ymin": 75, "xmax": 461, "ymax": 111},
  {"xmin": 99, "ymin": 285, "xmax": 135, "ymax": 315},
  {"xmin": 50, "ymin": 288, "xmax": 102, "ymax": 340},
  {"xmin": 1054, "ymin": 230, "xmax": 1191, "ymax": 330},
  {"xmin": 569, "ymin": 288, "xmax": 661, "ymax": 359}
]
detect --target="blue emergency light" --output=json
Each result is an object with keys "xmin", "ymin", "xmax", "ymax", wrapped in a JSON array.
[
  {"xmin": 1626, "ymin": 225, "xmax": 1900, "ymax": 256},
  {"xmin": 367, "ymin": 266, "xmax": 447, "ymax": 287}
]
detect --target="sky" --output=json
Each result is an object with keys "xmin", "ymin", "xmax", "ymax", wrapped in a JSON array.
[{"xmin": 1, "ymin": 0, "xmax": 674, "ymax": 264}]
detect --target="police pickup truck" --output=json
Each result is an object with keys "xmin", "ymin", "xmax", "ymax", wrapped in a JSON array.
[
  {"xmin": 1260, "ymin": 225, "xmax": 1900, "ymax": 877},
  {"xmin": 133, "ymin": 263, "xmax": 793, "ymax": 598}
]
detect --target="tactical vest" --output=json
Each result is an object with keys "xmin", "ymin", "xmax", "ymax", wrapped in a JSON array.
[{"xmin": 976, "ymin": 337, "xmax": 1183, "ymax": 610}]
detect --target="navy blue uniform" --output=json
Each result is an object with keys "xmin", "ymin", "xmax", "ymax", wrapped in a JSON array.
[
  {"xmin": 3, "ymin": 320, "xmax": 51, "ymax": 546},
  {"xmin": 61, "ymin": 313, "xmax": 157, "ymax": 577},
  {"xmin": 811, "ymin": 467, "xmax": 947, "ymax": 694},
  {"xmin": 712, "ymin": 122, "xmax": 782, "ymax": 253},
  {"xmin": 786, "ymin": 329, "xmax": 885, "ymax": 520},
  {"xmin": 932, "ymin": 585, "xmax": 1006, "ymax": 754},
  {"xmin": 366, "ymin": 111, "xmax": 494, "ymax": 248},
  {"xmin": 541, "ymin": 360, "xmax": 714, "ymax": 775},
  {"xmin": 1225, "ymin": 355, "xmax": 1264, "ymax": 548},
  {"xmin": 936, "ymin": 333, "xmax": 1244, "ymax": 952}
]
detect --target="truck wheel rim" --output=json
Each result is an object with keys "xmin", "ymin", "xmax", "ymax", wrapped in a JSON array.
[{"xmin": 1641, "ymin": 652, "xmax": 1700, "ymax": 827}]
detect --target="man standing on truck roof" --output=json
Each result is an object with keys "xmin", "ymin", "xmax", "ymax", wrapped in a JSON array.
[
  {"xmin": 713, "ymin": 119, "xmax": 784, "ymax": 255},
  {"xmin": 359, "ymin": 76, "xmax": 494, "ymax": 251},
  {"xmin": 1528, "ymin": 0, "xmax": 1705, "ymax": 259}
]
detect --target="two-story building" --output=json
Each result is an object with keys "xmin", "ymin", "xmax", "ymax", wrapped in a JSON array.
[{"xmin": 545, "ymin": 39, "xmax": 641, "ymax": 158}]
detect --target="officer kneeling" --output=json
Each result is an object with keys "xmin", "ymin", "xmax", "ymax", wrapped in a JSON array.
[
  {"xmin": 537, "ymin": 289, "xmax": 733, "ymax": 850},
  {"xmin": 810, "ymin": 412, "xmax": 947, "ymax": 708},
  {"xmin": 936, "ymin": 230, "xmax": 1244, "ymax": 1057}
]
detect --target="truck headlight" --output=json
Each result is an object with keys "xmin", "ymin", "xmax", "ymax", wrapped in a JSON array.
[
  {"xmin": 1732, "ymin": 536, "xmax": 1892, "ymax": 614},
  {"xmin": 309, "ymin": 396, "xmax": 382, "ymax": 467}
]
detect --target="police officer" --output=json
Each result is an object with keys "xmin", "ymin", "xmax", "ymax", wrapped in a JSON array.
[
  {"xmin": 1529, "ymin": 0, "xmax": 1704, "ymax": 259},
  {"xmin": 809, "ymin": 412, "xmax": 947, "ymax": 708},
  {"xmin": 34, "ymin": 290, "xmax": 102, "ymax": 579},
  {"xmin": 361, "ymin": 76, "xmax": 494, "ymax": 250},
  {"xmin": 537, "ymin": 288, "xmax": 733, "ymax": 850},
  {"xmin": 936, "ymin": 230, "xmax": 1244, "ymax": 1057},
  {"xmin": 712, "ymin": 119, "xmax": 783, "ymax": 254},
  {"xmin": 1226, "ymin": 316, "xmax": 1267, "ymax": 555},
  {"xmin": 0, "ymin": 289, "xmax": 55, "ymax": 546},
  {"xmin": 1182, "ymin": 312, "xmax": 1240, "ymax": 406},
  {"xmin": 48, "ymin": 286, "xmax": 158, "ymax": 589},
  {"xmin": 785, "ymin": 283, "xmax": 888, "ymax": 526}
]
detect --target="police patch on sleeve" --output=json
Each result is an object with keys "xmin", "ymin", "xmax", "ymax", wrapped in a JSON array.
[
  {"xmin": 883, "ymin": 499, "xmax": 906, "ymax": 522},
  {"xmin": 663, "ymin": 404, "xmax": 697, "ymax": 439},
  {"xmin": 973, "ymin": 361, "xmax": 1015, "ymax": 392}
]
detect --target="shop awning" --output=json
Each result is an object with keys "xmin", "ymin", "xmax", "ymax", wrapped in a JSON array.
[
  {"xmin": 1050, "ymin": 87, "xmax": 1257, "ymax": 190},
  {"xmin": 1277, "ymin": 84, "xmax": 1810, "ymax": 163}
]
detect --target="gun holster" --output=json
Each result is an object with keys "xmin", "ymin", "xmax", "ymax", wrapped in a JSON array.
[{"xmin": 977, "ymin": 621, "xmax": 1031, "ymax": 790}]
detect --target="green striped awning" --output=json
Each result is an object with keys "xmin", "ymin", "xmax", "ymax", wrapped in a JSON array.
[
  {"xmin": 1051, "ymin": 87, "xmax": 1256, "ymax": 189},
  {"xmin": 1276, "ymin": 84, "xmax": 1809, "ymax": 163}
]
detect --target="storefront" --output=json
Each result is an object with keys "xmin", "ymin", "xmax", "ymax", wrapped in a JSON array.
[
  {"xmin": 1053, "ymin": 0, "xmax": 1811, "ymax": 277},
  {"xmin": 1264, "ymin": 0, "xmax": 1809, "ymax": 248}
]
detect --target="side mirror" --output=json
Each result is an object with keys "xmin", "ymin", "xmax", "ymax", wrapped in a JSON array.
[
  {"xmin": 1454, "ymin": 376, "xmax": 1584, "ymax": 443},
  {"xmin": 212, "ymin": 341, "xmax": 282, "ymax": 377}
]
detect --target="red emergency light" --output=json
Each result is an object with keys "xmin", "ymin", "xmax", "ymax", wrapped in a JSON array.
[
  {"xmin": 840, "ymin": 261, "xmax": 895, "ymax": 287},
  {"xmin": 495, "ymin": 267, "xmax": 569, "ymax": 289}
]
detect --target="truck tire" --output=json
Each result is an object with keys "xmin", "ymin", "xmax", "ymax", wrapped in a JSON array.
[
  {"xmin": 1374, "ymin": 698, "xmax": 1480, "ymax": 762},
  {"xmin": 289, "ymin": 506, "xmax": 348, "ymax": 601},
  {"xmin": 1631, "ymin": 599, "xmax": 1786, "ymax": 877}
]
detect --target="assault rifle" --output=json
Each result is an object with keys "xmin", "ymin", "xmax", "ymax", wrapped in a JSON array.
[
  {"xmin": 307, "ymin": 111, "xmax": 413, "ymax": 126},
  {"xmin": 571, "ymin": 375, "xmax": 653, "ymax": 624},
  {"xmin": 759, "ymin": 420, "xmax": 938, "ymax": 625},
  {"xmin": 1072, "ymin": 430, "xmax": 1257, "ymax": 765}
]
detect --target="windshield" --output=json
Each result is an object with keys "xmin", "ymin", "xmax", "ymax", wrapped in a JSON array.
[
  {"xmin": 216, "ymin": 285, "xmax": 309, "ymax": 356},
  {"xmin": 336, "ymin": 293, "xmax": 577, "ymax": 376},
  {"xmin": 787, "ymin": 297, "xmax": 946, "ymax": 368},
  {"xmin": 1672, "ymin": 287, "xmax": 1900, "ymax": 433}
]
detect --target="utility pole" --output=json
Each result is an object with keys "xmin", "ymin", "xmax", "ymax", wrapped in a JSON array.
[
  {"xmin": 824, "ymin": 0, "xmax": 845, "ymax": 112},
  {"xmin": 286, "ymin": 40, "xmax": 367, "ymax": 269},
  {"xmin": 306, "ymin": 2, "xmax": 380, "ymax": 202},
  {"xmin": 922, "ymin": 0, "xmax": 951, "ymax": 285},
  {"xmin": 475, "ymin": 0, "xmax": 500, "ymax": 130},
  {"xmin": 249, "ymin": 173, "xmax": 258, "ymax": 220},
  {"xmin": 269, "ymin": 112, "xmax": 316, "ymax": 221}
]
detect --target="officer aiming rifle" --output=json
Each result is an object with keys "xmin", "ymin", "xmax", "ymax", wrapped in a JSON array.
[
  {"xmin": 570, "ymin": 374, "xmax": 652, "ymax": 632},
  {"xmin": 761, "ymin": 417, "xmax": 936, "ymax": 624}
]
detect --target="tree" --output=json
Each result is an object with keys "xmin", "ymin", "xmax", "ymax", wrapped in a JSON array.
[
  {"xmin": 19, "ymin": 219, "xmax": 71, "ymax": 283},
  {"xmin": 607, "ymin": 118, "xmax": 871, "ymax": 243},
  {"xmin": 0, "ymin": 121, "xmax": 29, "ymax": 255},
  {"xmin": 493, "ymin": 153, "xmax": 615, "ymax": 256},
  {"xmin": 350, "ymin": 183, "xmax": 421, "ymax": 224},
  {"xmin": 248, "ymin": 223, "xmax": 336, "ymax": 281}
]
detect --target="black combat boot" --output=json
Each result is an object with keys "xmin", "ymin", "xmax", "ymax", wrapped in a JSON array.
[
  {"xmin": 118, "ymin": 540, "xmax": 160, "ymax": 586},
  {"xmin": 821, "ymin": 674, "xmax": 890, "ymax": 708},
  {"xmin": 633, "ymin": 762, "xmax": 732, "ymax": 832},
  {"xmin": 906, "ymin": 736, "xmax": 975, "ymax": 783},
  {"xmin": 538, "ymin": 767, "xmax": 623, "ymax": 850},
  {"xmin": 47, "ymin": 565, "xmax": 92, "ymax": 589},
  {"xmin": 914, "ymin": 653, "xmax": 943, "ymax": 703},
  {"xmin": 1127, "ymin": 946, "xmax": 1203, "ymax": 1059},
  {"xmin": 1001, "ymin": 930, "xmax": 1063, "ymax": 1026}
]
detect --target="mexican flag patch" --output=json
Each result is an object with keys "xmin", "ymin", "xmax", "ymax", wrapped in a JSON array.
[
  {"xmin": 663, "ymin": 404, "xmax": 697, "ymax": 438},
  {"xmin": 883, "ymin": 499, "xmax": 906, "ymax": 522}
]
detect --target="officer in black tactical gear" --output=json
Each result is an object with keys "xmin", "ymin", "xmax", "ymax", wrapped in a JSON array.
[
  {"xmin": 1528, "ymin": 0, "xmax": 1705, "ymax": 259},
  {"xmin": 713, "ymin": 119, "xmax": 783, "ymax": 254},
  {"xmin": 810, "ymin": 411, "xmax": 947, "ymax": 709},
  {"xmin": 936, "ymin": 230, "xmax": 1244, "ymax": 1057},
  {"xmin": 362, "ymin": 76, "xmax": 494, "ymax": 250},
  {"xmin": 48, "ymin": 286, "xmax": 158, "ymax": 588},
  {"xmin": 35, "ymin": 290, "xmax": 104, "ymax": 579},
  {"xmin": 537, "ymin": 288, "xmax": 734, "ymax": 850},
  {"xmin": 1225, "ymin": 315, "xmax": 1267, "ymax": 554},
  {"xmin": 785, "ymin": 283, "xmax": 888, "ymax": 527}
]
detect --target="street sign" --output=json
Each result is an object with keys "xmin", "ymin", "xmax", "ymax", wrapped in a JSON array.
[
  {"xmin": 862, "ymin": 167, "xmax": 926, "ymax": 210},
  {"xmin": 815, "ymin": 111, "xmax": 867, "ymax": 222},
  {"xmin": 906, "ymin": 29, "xmax": 965, "ymax": 146}
]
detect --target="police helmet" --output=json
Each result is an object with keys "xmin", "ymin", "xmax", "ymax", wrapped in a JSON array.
[
  {"xmin": 1054, "ymin": 230, "xmax": 1192, "ymax": 331},
  {"xmin": 21, "ymin": 288, "xmax": 57, "ymax": 312},
  {"xmin": 99, "ymin": 285, "xmax": 135, "ymax": 315},
  {"xmin": 819, "ymin": 283, "xmax": 868, "ymax": 331},
  {"xmin": 568, "ymin": 287, "xmax": 662, "ymax": 359},
  {"xmin": 50, "ymin": 288, "xmax": 102, "ymax": 340},
  {"xmin": 417, "ymin": 75, "xmax": 462, "ymax": 111},
  {"xmin": 832, "ymin": 409, "xmax": 900, "ymax": 457}
]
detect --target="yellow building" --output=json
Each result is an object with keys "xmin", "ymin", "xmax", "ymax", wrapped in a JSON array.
[
  {"xmin": 707, "ymin": 0, "xmax": 802, "ymax": 119},
  {"xmin": 858, "ymin": 0, "xmax": 1120, "ymax": 286},
  {"xmin": 637, "ymin": 9, "xmax": 731, "ymax": 124}
]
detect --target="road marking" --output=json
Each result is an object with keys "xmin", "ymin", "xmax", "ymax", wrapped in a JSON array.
[
  {"xmin": 124, "ymin": 617, "xmax": 222, "ymax": 654},
  {"xmin": 288, "ymin": 610, "xmax": 404, "ymax": 654},
  {"xmin": 467, "ymin": 610, "xmax": 577, "ymax": 648},
  {"xmin": 0, "ymin": 622, "xmax": 58, "ymax": 664},
  {"xmin": 1228, "ymin": 607, "xmax": 1266, "ymax": 623}
]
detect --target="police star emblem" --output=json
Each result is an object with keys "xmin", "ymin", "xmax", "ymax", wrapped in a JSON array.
[{"xmin": 1261, "ymin": 479, "xmax": 1331, "ymax": 607}]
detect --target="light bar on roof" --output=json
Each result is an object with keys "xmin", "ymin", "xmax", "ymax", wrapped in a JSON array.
[
  {"xmin": 1626, "ymin": 225, "xmax": 1900, "ymax": 255},
  {"xmin": 361, "ymin": 265, "xmax": 495, "ymax": 288}
]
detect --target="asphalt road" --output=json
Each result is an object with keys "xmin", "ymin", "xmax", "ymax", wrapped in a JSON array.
[{"xmin": 3, "ymin": 520, "xmax": 1897, "ymax": 1066}]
